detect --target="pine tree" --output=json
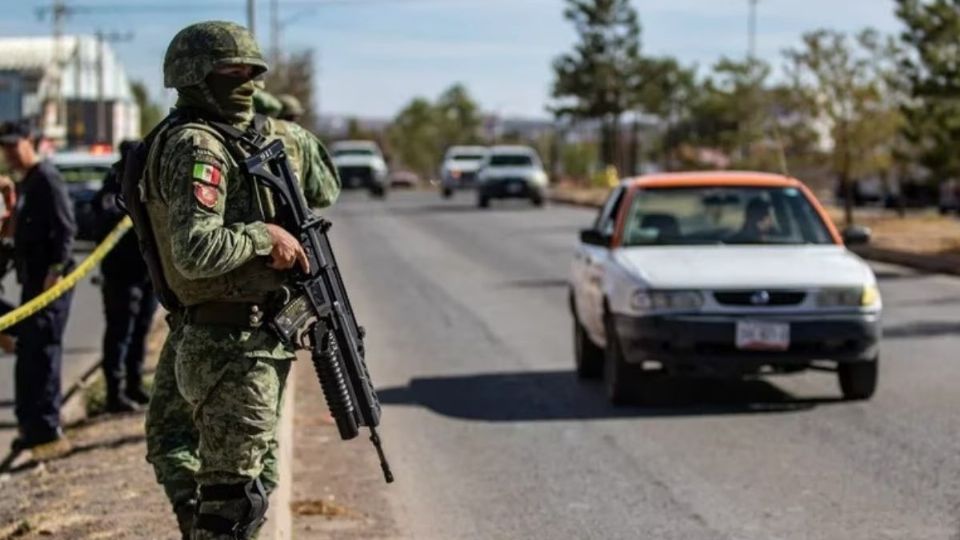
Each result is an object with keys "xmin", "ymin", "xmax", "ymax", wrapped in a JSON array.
[
  {"xmin": 896, "ymin": 0, "xmax": 960, "ymax": 183},
  {"xmin": 552, "ymin": 0, "xmax": 643, "ymax": 170}
]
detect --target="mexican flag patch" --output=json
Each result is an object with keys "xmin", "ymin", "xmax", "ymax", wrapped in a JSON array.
[{"xmin": 192, "ymin": 163, "xmax": 222, "ymax": 186}]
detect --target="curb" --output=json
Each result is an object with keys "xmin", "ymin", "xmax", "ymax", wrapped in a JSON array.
[
  {"xmin": 548, "ymin": 192, "xmax": 960, "ymax": 277},
  {"xmin": 260, "ymin": 356, "xmax": 297, "ymax": 540}
]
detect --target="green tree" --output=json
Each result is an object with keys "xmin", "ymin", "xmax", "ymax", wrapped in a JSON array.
[
  {"xmin": 630, "ymin": 56, "xmax": 697, "ymax": 171},
  {"xmin": 895, "ymin": 0, "xmax": 960, "ymax": 185},
  {"xmin": 130, "ymin": 80, "xmax": 163, "ymax": 136},
  {"xmin": 387, "ymin": 98, "xmax": 441, "ymax": 179},
  {"xmin": 386, "ymin": 84, "xmax": 483, "ymax": 179},
  {"xmin": 435, "ymin": 84, "xmax": 483, "ymax": 145},
  {"xmin": 784, "ymin": 28, "xmax": 904, "ymax": 225},
  {"xmin": 552, "ymin": 0, "xmax": 643, "ymax": 169}
]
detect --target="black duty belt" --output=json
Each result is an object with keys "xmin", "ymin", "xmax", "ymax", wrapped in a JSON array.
[{"xmin": 186, "ymin": 301, "xmax": 269, "ymax": 328}]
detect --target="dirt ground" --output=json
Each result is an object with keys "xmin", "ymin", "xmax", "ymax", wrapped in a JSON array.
[
  {"xmin": 0, "ymin": 412, "xmax": 178, "ymax": 540},
  {"xmin": 290, "ymin": 359, "xmax": 398, "ymax": 540},
  {"xmin": 0, "ymin": 316, "xmax": 176, "ymax": 540}
]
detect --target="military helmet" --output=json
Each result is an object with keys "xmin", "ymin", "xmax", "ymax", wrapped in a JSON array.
[
  {"xmin": 164, "ymin": 21, "xmax": 268, "ymax": 88},
  {"xmin": 277, "ymin": 94, "xmax": 305, "ymax": 118}
]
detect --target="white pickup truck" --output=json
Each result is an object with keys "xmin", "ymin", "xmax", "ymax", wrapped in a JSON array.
[{"xmin": 331, "ymin": 140, "xmax": 389, "ymax": 197}]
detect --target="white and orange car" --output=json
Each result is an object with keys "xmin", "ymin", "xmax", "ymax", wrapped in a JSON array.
[{"xmin": 569, "ymin": 172, "xmax": 882, "ymax": 404}]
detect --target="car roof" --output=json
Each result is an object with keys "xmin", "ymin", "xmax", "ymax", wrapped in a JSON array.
[
  {"xmin": 624, "ymin": 171, "xmax": 802, "ymax": 189},
  {"xmin": 50, "ymin": 152, "xmax": 119, "ymax": 167}
]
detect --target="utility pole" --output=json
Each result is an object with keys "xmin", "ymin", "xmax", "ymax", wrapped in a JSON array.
[
  {"xmin": 52, "ymin": 0, "xmax": 68, "ymax": 134},
  {"xmin": 748, "ymin": 0, "xmax": 759, "ymax": 60},
  {"xmin": 271, "ymin": 0, "xmax": 280, "ymax": 65},
  {"xmin": 247, "ymin": 0, "xmax": 256, "ymax": 36},
  {"xmin": 95, "ymin": 30, "xmax": 133, "ymax": 145}
]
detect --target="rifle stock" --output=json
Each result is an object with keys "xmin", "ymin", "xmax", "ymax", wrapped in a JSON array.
[{"xmin": 244, "ymin": 139, "xmax": 394, "ymax": 484}]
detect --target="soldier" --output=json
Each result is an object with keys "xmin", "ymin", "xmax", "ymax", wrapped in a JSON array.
[
  {"xmin": 140, "ymin": 21, "xmax": 340, "ymax": 539},
  {"xmin": 276, "ymin": 94, "xmax": 305, "ymax": 123}
]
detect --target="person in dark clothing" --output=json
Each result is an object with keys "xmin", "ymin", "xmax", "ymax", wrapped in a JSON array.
[
  {"xmin": 0, "ymin": 120, "xmax": 76, "ymax": 459},
  {"xmin": 93, "ymin": 141, "xmax": 158, "ymax": 412}
]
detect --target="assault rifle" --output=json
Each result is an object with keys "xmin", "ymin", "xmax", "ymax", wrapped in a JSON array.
[{"xmin": 243, "ymin": 139, "xmax": 394, "ymax": 484}]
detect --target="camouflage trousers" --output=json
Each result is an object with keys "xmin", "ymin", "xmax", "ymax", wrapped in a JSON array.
[{"xmin": 145, "ymin": 314, "xmax": 290, "ymax": 538}]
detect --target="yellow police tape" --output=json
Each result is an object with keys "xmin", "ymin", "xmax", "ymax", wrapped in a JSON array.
[{"xmin": 0, "ymin": 216, "xmax": 132, "ymax": 333}]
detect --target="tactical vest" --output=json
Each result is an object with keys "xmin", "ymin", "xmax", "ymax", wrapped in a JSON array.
[{"xmin": 136, "ymin": 113, "xmax": 306, "ymax": 307}]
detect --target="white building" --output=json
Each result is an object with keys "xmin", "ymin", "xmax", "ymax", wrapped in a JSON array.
[{"xmin": 0, "ymin": 35, "xmax": 140, "ymax": 148}]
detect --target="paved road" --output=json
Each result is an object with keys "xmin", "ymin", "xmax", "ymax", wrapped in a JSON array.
[
  {"xmin": 326, "ymin": 190, "xmax": 960, "ymax": 540},
  {"xmin": 0, "ymin": 272, "xmax": 104, "ymax": 454}
]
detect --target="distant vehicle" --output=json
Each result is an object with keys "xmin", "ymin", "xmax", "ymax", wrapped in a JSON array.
[
  {"xmin": 476, "ymin": 145, "xmax": 548, "ymax": 208},
  {"xmin": 390, "ymin": 170, "xmax": 420, "ymax": 189},
  {"xmin": 439, "ymin": 146, "xmax": 488, "ymax": 198},
  {"xmin": 50, "ymin": 148, "xmax": 118, "ymax": 242},
  {"xmin": 330, "ymin": 140, "xmax": 389, "ymax": 197},
  {"xmin": 570, "ymin": 172, "xmax": 882, "ymax": 404}
]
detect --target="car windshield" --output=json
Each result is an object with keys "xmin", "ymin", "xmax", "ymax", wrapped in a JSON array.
[
  {"xmin": 334, "ymin": 148, "xmax": 375, "ymax": 157},
  {"xmin": 621, "ymin": 186, "xmax": 834, "ymax": 247},
  {"xmin": 57, "ymin": 166, "xmax": 110, "ymax": 184},
  {"xmin": 452, "ymin": 154, "xmax": 485, "ymax": 162},
  {"xmin": 489, "ymin": 154, "xmax": 533, "ymax": 167}
]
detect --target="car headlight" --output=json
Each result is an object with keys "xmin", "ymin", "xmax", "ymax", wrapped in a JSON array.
[
  {"xmin": 630, "ymin": 290, "xmax": 704, "ymax": 314},
  {"xmin": 816, "ymin": 286, "xmax": 880, "ymax": 308}
]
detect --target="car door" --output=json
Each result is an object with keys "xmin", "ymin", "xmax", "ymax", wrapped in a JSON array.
[{"xmin": 573, "ymin": 186, "xmax": 625, "ymax": 343}]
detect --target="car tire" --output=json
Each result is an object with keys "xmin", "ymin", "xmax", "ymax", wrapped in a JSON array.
[
  {"xmin": 574, "ymin": 318, "xmax": 604, "ymax": 379},
  {"xmin": 442, "ymin": 187, "xmax": 453, "ymax": 199},
  {"xmin": 838, "ymin": 358, "xmax": 878, "ymax": 401},
  {"xmin": 530, "ymin": 193, "xmax": 545, "ymax": 207},
  {"xmin": 478, "ymin": 194, "xmax": 490, "ymax": 208},
  {"xmin": 603, "ymin": 313, "xmax": 633, "ymax": 405}
]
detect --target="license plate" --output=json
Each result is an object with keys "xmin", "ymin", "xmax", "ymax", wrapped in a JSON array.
[
  {"xmin": 507, "ymin": 182, "xmax": 523, "ymax": 194},
  {"xmin": 736, "ymin": 321, "xmax": 790, "ymax": 351}
]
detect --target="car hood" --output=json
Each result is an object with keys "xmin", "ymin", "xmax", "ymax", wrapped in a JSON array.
[
  {"xmin": 333, "ymin": 155, "xmax": 386, "ymax": 169},
  {"xmin": 613, "ymin": 245, "xmax": 875, "ymax": 289}
]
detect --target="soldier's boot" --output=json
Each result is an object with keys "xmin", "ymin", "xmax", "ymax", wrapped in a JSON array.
[
  {"xmin": 174, "ymin": 499, "xmax": 197, "ymax": 540},
  {"xmin": 105, "ymin": 380, "xmax": 140, "ymax": 413},
  {"xmin": 193, "ymin": 478, "xmax": 268, "ymax": 540},
  {"xmin": 125, "ymin": 380, "xmax": 151, "ymax": 405}
]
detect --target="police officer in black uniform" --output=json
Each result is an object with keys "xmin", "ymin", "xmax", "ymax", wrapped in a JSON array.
[
  {"xmin": 93, "ymin": 141, "xmax": 158, "ymax": 412},
  {"xmin": 0, "ymin": 120, "xmax": 76, "ymax": 458}
]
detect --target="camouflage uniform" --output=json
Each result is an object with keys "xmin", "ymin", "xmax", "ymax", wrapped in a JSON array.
[
  {"xmin": 276, "ymin": 94, "xmax": 305, "ymax": 122},
  {"xmin": 140, "ymin": 21, "xmax": 339, "ymax": 540}
]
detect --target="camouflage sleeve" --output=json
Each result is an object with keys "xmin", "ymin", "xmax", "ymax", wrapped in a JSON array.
[
  {"xmin": 160, "ymin": 130, "xmax": 274, "ymax": 280},
  {"xmin": 293, "ymin": 125, "xmax": 341, "ymax": 209}
]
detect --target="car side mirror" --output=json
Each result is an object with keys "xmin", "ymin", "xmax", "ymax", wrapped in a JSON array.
[
  {"xmin": 580, "ymin": 228, "xmax": 611, "ymax": 247},
  {"xmin": 842, "ymin": 225, "xmax": 871, "ymax": 246}
]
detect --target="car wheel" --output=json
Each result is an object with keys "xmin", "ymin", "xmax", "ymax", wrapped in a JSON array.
[
  {"xmin": 603, "ymin": 313, "xmax": 633, "ymax": 405},
  {"xmin": 574, "ymin": 318, "xmax": 604, "ymax": 379},
  {"xmin": 442, "ymin": 187, "xmax": 453, "ymax": 199},
  {"xmin": 530, "ymin": 193, "xmax": 545, "ymax": 207},
  {"xmin": 838, "ymin": 358, "xmax": 878, "ymax": 401},
  {"xmin": 478, "ymin": 194, "xmax": 490, "ymax": 208}
]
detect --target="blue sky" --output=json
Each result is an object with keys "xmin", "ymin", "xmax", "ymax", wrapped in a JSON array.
[{"xmin": 3, "ymin": 0, "xmax": 902, "ymax": 118}]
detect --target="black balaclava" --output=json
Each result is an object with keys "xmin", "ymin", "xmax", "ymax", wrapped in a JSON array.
[{"xmin": 177, "ymin": 72, "xmax": 256, "ymax": 126}]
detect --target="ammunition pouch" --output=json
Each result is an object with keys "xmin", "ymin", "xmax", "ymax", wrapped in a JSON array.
[{"xmin": 194, "ymin": 478, "xmax": 268, "ymax": 540}]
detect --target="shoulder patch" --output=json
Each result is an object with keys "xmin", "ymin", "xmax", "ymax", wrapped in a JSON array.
[
  {"xmin": 193, "ymin": 162, "xmax": 222, "ymax": 186},
  {"xmin": 194, "ymin": 183, "xmax": 219, "ymax": 209}
]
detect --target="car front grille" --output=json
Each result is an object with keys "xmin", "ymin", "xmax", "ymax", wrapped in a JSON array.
[{"xmin": 713, "ymin": 290, "xmax": 806, "ymax": 307}]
